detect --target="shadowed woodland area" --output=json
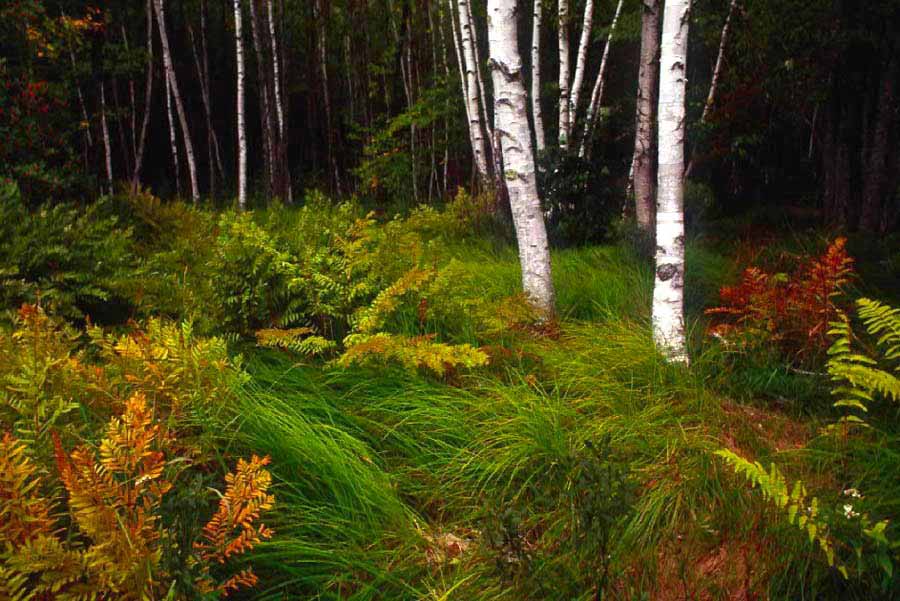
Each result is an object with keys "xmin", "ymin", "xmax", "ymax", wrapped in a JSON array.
[{"xmin": 1, "ymin": 0, "xmax": 900, "ymax": 599}]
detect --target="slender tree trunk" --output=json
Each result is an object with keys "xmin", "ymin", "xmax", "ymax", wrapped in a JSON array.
[
  {"xmin": 488, "ymin": 0, "xmax": 555, "ymax": 316},
  {"xmin": 653, "ymin": 0, "xmax": 691, "ymax": 364},
  {"xmin": 267, "ymin": 0, "xmax": 291, "ymax": 202},
  {"xmin": 249, "ymin": 0, "xmax": 276, "ymax": 195},
  {"xmin": 530, "ymin": 0, "xmax": 546, "ymax": 153},
  {"xmin": 456, "ymin": 0, "xmax": 490, "ymax": 180},
  {"xmin": 449, "ymin": 0, "xmax": 479, "ymax": 183},
  {"xmin": 99, "ymin": 82, "xmax": 114, "ymax": 194},
  {"xmin": 188, "ymin": 0, "xmax": 224, "ymax": 199},
  {"xmin": 164, "ymin": 72, "xmax": 182, "ymax": 198},
  {"xmin": 69, "ymin": 49, "xmax": 93, "ymax": 171},
  {"xmin": 631, "ymin": 0, "xmax": 660, "ymax": 233},
  {"xmin": 557, "ymin": 0, "xmax": 572, "ymax": 149},
  {"xmin": 315, "ymin": 0, "xmax": 341, "ymax": 195},
  {"xmin": 860, "ymin": 51, "xmax": 897, "ymax": 233},
  {"xmin": 121, "ymin": 25, "xmax": 138, "ymax": 165},
  {"xmin": 569, "ymin": 0, "xmax": 594, "ymax": 129},
  {"xmin": 464, "ymin": 0, "xmax": 493, "ymax": 141},
  {"xmin": 684, "ymin": 0, "xmax": 738, "ymax": 177},
  {"xmin": 111, "ymin": 78, "xmax": 134, "ymax": 181},
  {"xmin": 133, "ymin": 0, "xmax": 155, "ymax": 192},
  {"xmin": 579, "ymin": 0, "xmax": 624, "ymax": 156},
  {"xmin": 153, "ymin": 0, "xmax": 200, "ymax": 203},
  {"xmin": 234, "ymin": 0, "xmax": 248, "ymax": 209}
]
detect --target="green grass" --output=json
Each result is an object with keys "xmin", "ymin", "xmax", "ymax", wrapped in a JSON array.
[{"xmin": 208, "ymin": 237, "xmax": 856, "ymax": 599}]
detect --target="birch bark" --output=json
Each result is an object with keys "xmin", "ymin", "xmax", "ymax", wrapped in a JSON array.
[
  {"xmin": 579, "ymin": 0, "xmax": 624, "ymax": 156},
  {"xmin": 568, "ymin": 0, "xmax": 594, "ymax": 128},
  {"xmin": 99, "ymin": 82, "xmax": 114, "ymax": 194},
  {"xmin": 233, "ymin": 0, "xmax": 248, "ymax": 209},
  {"xmin": 164, "ymin": 72, "xmax": 182, "ymax": 198},
  {"xmin": 557, "ymin": 0, "xmax": 572, "ymax": 148},
  {"xmin": 631, "ymin": 0, "xmax": 660, "ymax": 232},
  {"xmin": 456, "ymin": 0, "xmax": 490, "ymax": 180},
  {"xmin": 530, "ymin": 0, "xmax": 545, "ymax": 153},
  {"xmin": 653, "ymin": 0, "xmax": 691, "ymax": 363},
  {"xmin": 488, "ymin": 0, "xmax": 555, "ymax": 315},
  {"xmin": 153, "ymin": 0, "xmax": 200, "ymax": 203}
]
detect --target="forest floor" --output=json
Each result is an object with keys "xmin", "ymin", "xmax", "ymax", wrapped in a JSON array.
[{"xmin": 3, "ymin": 196, "xmax": 897, "ymax": 599}]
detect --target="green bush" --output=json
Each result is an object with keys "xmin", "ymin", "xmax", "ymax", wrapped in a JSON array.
[{"xmin": 0, "ymin": 184, "xmax": 135, "ymax": 323}]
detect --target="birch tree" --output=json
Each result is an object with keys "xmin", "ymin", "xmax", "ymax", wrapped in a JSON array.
[
  {"xmin": 488, "ymin": 0, "xmax": 555, "ymax": 315},
  {"xmin": 233, "ymin": 0, "xmax": 248, "ymax": 209},
  {"xmin": 630, "ymin": 0, "xmax": 660, "ymax": 232},
  {"xmin": 557, "ymin": 0, "xmax": 572, "ymax": 148},
  {"xmin": 267, "ymin": 0, "xmax": 291, "ymax": 202},
  {"xmin": 579, "ymin": 0, "xmax": 624, "ymax": 156},
  {"xmin": 653, "ymin": 0, "xmax": 691, "ymax": 363},
  {"xmin": 530, "ymin": 0, "xmax": 546, "ymax": 152},
  {"xmin": 568, "ymin": 0, "xmax": 594, "ymax": 131},
  {"xmin": 99, "ymin": 82, "xmax": 114, "ymax": 194},
  {"xmin": 153, "ymin": 0, "xmax": 200, "ymax": 203},
  {"xmin": 454, "ymin": 0, "xmax": 491, "ymax": 180}
]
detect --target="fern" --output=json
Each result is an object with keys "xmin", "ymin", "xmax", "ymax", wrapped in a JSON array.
[
  {"xmin": 827, "ymin": 299, "xmax": 900, "ymax": 422},
  {"xmin": 340, "ymin": 333, "xmax": 488, "ymax": 376},
  {"xmin": 714, "ymin": 449, "xmax": 845, "ymax": 577}
]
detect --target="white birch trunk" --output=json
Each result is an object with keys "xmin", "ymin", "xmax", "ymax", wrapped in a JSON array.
[
  {"xmin": 164, "ymin": 71, "xmax": 182, "ymax": 198},
  {"xmin": 579, "ymin": 0, "xmax": 624, "ymax": 156},
  {"xmin": 702, "ymin": 0, "xmax": 737, "ymax": 122},
  {"xmin": 568, "ymin": 0, "xmax": 594, "ymax": 127},
  {"xmin": 233, "ymin": 0, "xmax": 248, "ymax": 209},
  {"xmin": 153, "ymin": 0, "xmax": 200, "ymax": 203},
  {"xmin": 557, "ymin": 0, "xmax": 572, "ymax": 149},
  {"xmin": 631, "ymin": 0, "xmax": 660, "ymax": 231},
  {"xmin": 488, "ymin": 0, "xmax": 555, "ymax": 315},
  {"xmin": 99, "ymin": 82, "xmax": 114, "ymax": 194},
  {"xmin": 456, "ymin": 0, "xmax": 490, "ymax": 180},
  {"xmin": 464, "ymin": 0, "xmax": 493, "ymax": 141},
  {"xmin": 530, "ymin": 0, "xmax": 545, "ymax": 153},
  {"xmin": 653, "ymin": 0, "xmax": 691, "ymax": 364}
]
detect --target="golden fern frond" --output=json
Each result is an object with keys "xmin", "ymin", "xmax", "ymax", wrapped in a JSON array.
[{"xmin": 0, "ymin": 433, "xmax": 56, "ymax": 547}]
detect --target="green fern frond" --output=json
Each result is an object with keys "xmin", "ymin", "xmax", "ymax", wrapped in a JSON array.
[{"xmin": 714, "ymin": 449, "xmax": 844, "ymax": 576}]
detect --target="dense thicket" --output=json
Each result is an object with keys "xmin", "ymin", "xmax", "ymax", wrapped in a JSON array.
[{"xmin": 3, "ymin": 0, "xmax": 897, "ymax": 232}]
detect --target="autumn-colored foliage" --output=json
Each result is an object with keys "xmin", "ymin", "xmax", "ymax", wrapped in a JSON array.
[
  {"xmin": 0, "ymin": 307, "xmax": 274, "ymax": 599},
  {"xmin": 707, "ymin": 238, "xmax": 855, "ymax": 362}
]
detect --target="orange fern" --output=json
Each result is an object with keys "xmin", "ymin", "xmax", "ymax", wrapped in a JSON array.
[{"xmin": 194, "ymin": 455, "xmax": 275, "ymax": 595}]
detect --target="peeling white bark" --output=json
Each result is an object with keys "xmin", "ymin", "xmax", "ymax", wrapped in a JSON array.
[
  {"xmin": 580, "ymin": 0, "xmax": 624, "ymax": 157},
  {"xmin": 568, "ymin": 0, "xmax": 594, "ymax": 128},
  {"xmin": 233, "ymin": 0, "xmax": 248, "ymax": 209},
  {"xmin": 557, "ymin": 0, "xmax": 571, "ymax": 149},
  {"xmin": 488, "ymin": 0, "xmax": 555, "ymax": 315},
  {"xmin": 163, "ymin": 72, "xmax": 181, "ymax": 198},
  {"xmin": 653, "ymin": 0, "xmax": 691, "ymax": 364},
  {"xmin": 456, "ymin": 0, "xmax": 490, "ymax": 179},
  {"xmin": 530, "ymin": 0, "xmax": 545, "ymax": 153}
]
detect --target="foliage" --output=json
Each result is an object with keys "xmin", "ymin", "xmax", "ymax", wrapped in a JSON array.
[
  {"xmin": 536, "ymin": 148, "xmax": 619, "ymax": 248},
  {"xmin": 0, "ymin": 394, "xmax": 274, "ymax": 599},
  {"xmin": 827, "ymin": 298, "xmax": 900, "ymax": 423},
  {"xmin": 707, "ymin": 237, "xmax": 855, "ymax": 364},
  {"xmin": 715, "ymin": 448, "xmax": 844, "ymax": 575},
  {"xmin": 0, "ymin": 187, "xmax": 135, "ymax": 323}
]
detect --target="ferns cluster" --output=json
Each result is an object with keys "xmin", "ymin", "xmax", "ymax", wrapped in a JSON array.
[{"xmin": 0, "ymin": 305, "xmax": 274, "ymax": 598}]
